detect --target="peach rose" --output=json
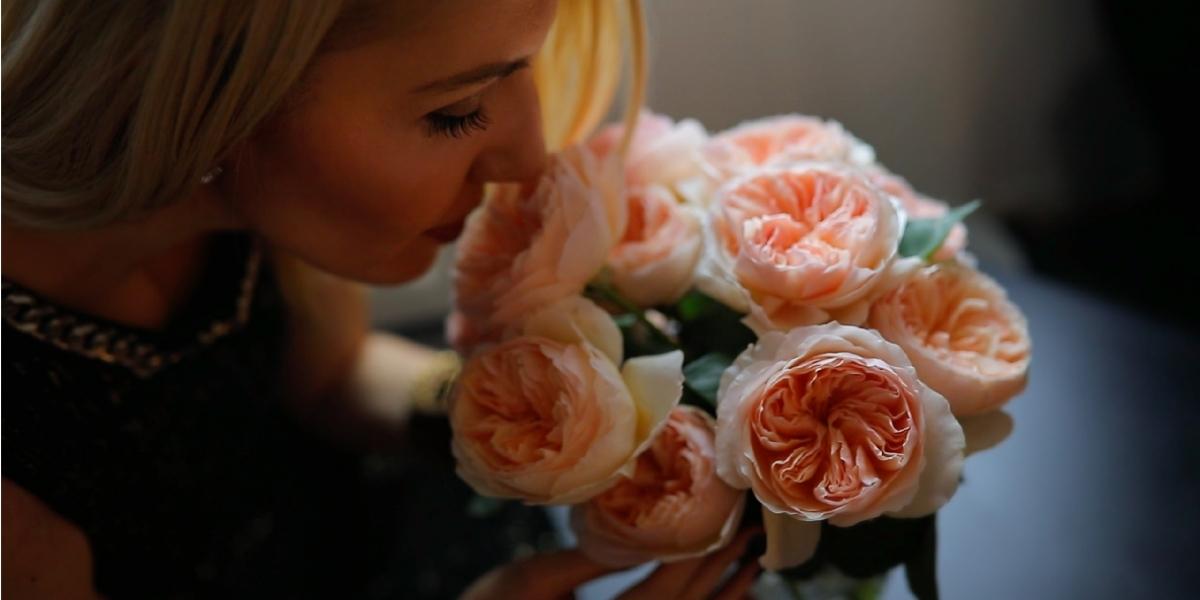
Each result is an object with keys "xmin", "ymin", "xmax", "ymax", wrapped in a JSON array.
[
  {"xmin": 588, "ymin": 110, "xmax": 709, "ymax": 191},
  {"xmin": 570, "ymin": 406, "xmax": 746, "ymax": 567},
  {"xmin": 702, "ymin": 115, "xmax": 875, "ymax": 182},
  {"xmin": 450, "ymin": 296, "xmax": 684, "ymax": 504},
  {"xmin": 696, "ymin": 163, "xmax": 917, "ymax": 332},
  {"xmin": 450, "ymin": 147, "xmax": 626, "ymax": 353},
  {"xmin": 865, "ymin": 166, "xmax": 967, "ymax": 262},
  {"xmin": 607, "ymin": 185, "xmax": 704, "ymax": 307},
  {"xmin": 869, "ymin": 262, "xmax": 1031, "ymax": 417},
  {"xmin": 714, "ymin": 324, "xmax": 965, "ymax": 569}
]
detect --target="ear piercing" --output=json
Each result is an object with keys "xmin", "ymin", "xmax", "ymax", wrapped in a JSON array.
[{"xmin": 200, "ymin": 166, "xmax": 224, "ymax": 185}]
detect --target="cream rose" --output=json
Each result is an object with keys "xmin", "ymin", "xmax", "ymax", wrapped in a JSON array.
[
  {"xmin": 588, "ymin": 110, "xmax": 709, "ymax": 191},
  {"xmin": 450, "ymin": 147, "xmax": 626, "ymax": 353},
  {"xmin": 696, "ymin": 163, "xmax": 917, "ymax": 332},
  {"xmin": 865, "ymin": 166, "xmax": 968, "ymax": 262},
  {"xmin": 702, "ymin": 114, "xmax": 876, "ymax": 182},
  {"xmin": 607, "ymin": 185, "xmax": 704, "ymax": 307},
  {"xmin": 714, "ymin": 324, "xmax": 965, "ymax": 569},
  {"xmin": 570, "ymin": 406, "xmax": 746, "ymax": 567},
  {"xmin": 869, "ymin": 262, "xmax": 1031, "ymax": 417},
  {"xmin": 450, "ymin": 297, "xmax": 684, "ymax": 505}
]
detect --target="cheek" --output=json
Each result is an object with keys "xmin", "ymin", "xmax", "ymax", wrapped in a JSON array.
[
  {"xmin": 281, "ymin": 119, "xmax": 470, "ymax": 235},
  {"xmin": 230, "ymin": 114, "xmax": 480, "ymax": 284}
]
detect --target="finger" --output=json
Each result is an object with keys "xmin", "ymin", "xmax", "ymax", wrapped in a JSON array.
[
  {"xmin": 462, "ymin": 548, "xmax": 619, "ymax": 600},
  {"xmin": 520, "ymin": 548, "xmax": 622, "ymax": 593},
  {"xmin": 677, "ymin": 528, "xmax": 762, "ymax": 600},
  {"xmin": 711, "ymin": 561, "xmax": 763, "ymax": 600},
  {"xmin": 618, "ymin": 556, "xmax": 707, "ymax": 599}
]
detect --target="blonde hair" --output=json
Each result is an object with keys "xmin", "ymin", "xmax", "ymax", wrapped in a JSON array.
[
  {"xmin": 2, "ymin": 0, "xmax": 646, "ymax": 229},
  {"xmin": 535, "ymin": 0, "xmax": 646, "ymax": 153}
]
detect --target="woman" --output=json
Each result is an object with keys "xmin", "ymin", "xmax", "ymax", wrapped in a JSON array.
[{"xmin": 1, "ymin": 1, "xmax": 761, "ymax": 598}]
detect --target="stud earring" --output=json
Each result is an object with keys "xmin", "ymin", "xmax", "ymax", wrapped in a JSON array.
[{"xmin": 200, "ymin": 166, "xmax": 224, "ymax": 185}]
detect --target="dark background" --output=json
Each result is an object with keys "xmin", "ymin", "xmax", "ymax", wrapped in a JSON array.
[
  {"xmin": 1009, "ymin": 0, "xmax": 1196, "ymax": 332},
  {"xmin": 374, "ymin": 1, "xmax": 1199, "ymax": 336},
  {"xmin": 372, "ymin": 3, "xmax": 1200, "ymax": 598},
  {"xmin": 639, "ymin": 0, "xmax": 1198, "ymax": 334}
]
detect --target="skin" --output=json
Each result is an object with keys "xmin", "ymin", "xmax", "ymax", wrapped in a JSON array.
[
  {"xmin": 1, "ymin": 0, "xmax": 553, "ymax": 325},
  {"xmin": 1, "ymin": 1, "xmax": 761, "ymax": 597},
  {"xmin": 228, "ymin": 0, "xmax": 553, "ymax": 285}
]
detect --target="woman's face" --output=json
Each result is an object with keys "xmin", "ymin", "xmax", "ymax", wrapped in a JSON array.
[{"xmin": 225, "ymin": 0, "xmax": 557, "ymax": 284}]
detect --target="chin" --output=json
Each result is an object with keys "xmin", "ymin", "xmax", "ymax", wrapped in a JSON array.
[{"xmin": 359, "ymin": 238, "xmax": 442, "ymax": 285}]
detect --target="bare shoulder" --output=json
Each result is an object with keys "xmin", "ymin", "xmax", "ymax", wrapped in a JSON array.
[{"xmin": 2, "ymin": 479, "xmax": 100, "ymax": 599}]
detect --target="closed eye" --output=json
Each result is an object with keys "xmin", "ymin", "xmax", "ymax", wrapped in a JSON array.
[{"xmin": 425, "ymin": 108, "xmax": 491, "ymax": 138}]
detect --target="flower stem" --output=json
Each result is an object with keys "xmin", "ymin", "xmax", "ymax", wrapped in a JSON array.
[
  {"xmin": 585, "ymin": 282, "xmax": 714, "ymax": 405},
  {"xmin": 584, "ymin": 283, "xmax": 678, "ymax": 349}
]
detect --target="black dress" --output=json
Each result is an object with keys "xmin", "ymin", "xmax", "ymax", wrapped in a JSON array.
[{"xmin": 1, "ymin": 235, "xmax": 553, "ymax": 599}]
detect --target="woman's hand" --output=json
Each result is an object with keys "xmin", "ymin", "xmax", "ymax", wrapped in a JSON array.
[
  {"xmin": 351, "ymin": 332, "xmax": 459, "ymax": 421},
  {"xmin": 275, "ymin": 253, "xmax": 460, "ymax": 450},
  {"xmin": 462, "ymin": 529, "xmax": 763, "ymax": 600}
]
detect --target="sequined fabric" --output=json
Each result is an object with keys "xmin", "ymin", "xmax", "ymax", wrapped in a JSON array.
[{"xmin": 2, "ymin": 235, "xmax": 553, "ymax": 598}]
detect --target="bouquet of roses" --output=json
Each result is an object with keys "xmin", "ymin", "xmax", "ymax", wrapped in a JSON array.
[{"xmin": 445, "ymin": 111, "xmax": 1032, "ymax": 598}]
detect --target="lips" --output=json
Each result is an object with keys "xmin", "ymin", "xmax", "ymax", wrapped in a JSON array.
[{"xmin": 425, "ymin": 185, "xmax": 484, "ymax": 243}]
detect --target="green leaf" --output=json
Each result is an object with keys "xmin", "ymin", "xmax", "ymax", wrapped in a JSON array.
[
  {"xmin": 903, "ymin": 514, "xmax": 939, "ymax": 600},
  {"xmin": 584, "ymin": 283, "xmax": 679, "ymax": 355},
  {"xmin": 613, "ymin": 313, "xmax": 638, "ymax": 329},
  {"xmin": 671, "ymin": 291, "xmax": 757, "ymax": 359},
  {"xmin": 820, "ymin": 515, "xmax": 934, "ymax": 579},
  {"xmin": 466, "ymin": 495, "xmax": 505, "ymax": 519},
  {"xmin": 898, "ymin": 200, "xmax": 981, "ymax": 260},
  {"xmin": 682, "ymin": 352, "xmax": 734, "ymax": 407},
  {"xmin": 675, "ymin": 291, "xmax": 720, "ymax": 322},
  {"xmin": 854, "ymin": 576, "xmax": 886, "ymax": 600}
]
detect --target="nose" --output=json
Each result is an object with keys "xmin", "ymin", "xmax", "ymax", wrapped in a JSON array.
[
  {"xmin": 469, "ymin": 73, "xmax": 548, "ymax": 183},
  {"xmin": 471, "ymin": 137, "xmax": 546, "ymax": 183}
]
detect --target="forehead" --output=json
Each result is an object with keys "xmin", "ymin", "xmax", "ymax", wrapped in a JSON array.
[{"xmin": 356, "ymin": 0, "xmax": 556, "ymax": 75}]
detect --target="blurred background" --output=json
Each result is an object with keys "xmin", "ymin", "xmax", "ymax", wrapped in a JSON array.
[
  {"xmin": 372, "ymin": 0, "xmax": 1195, "ymax": 334},
  {"xmin": 368, "ymin": 2, "xmax": 1197, "ymax": 597}
]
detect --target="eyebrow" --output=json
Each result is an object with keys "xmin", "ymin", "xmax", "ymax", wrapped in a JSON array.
[{"xmin": 411, "ymin": 57, "xmax": 532, "ymax": 94}]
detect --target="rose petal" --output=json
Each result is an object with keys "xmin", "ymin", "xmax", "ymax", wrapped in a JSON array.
[
  {"xmin": 715, "ymin": 332, "xmax": 790, "ymax": 490},
  {"xmin": 694, "ymin": 209, "xmax": 754, "ymax": 313},
  {"xmin": 868, "ymin": 263, "xmax": 1032, "ymax": 417},
  {"xmin": 717, "ymin": 326, "xmax": 964, "ymax": 528},
  {"xmin": 521, "ymin": 297, "xmax": 623, "ymax": 365},
  {"xmin": 589, "ymin": 111, "xmax": 711, "ymax": 192},
  {"xmin": 609, "ymin": 187, "xmax": 704, "ymax": 307},
  {"xmin": 570, "ymin": 407, "xmax": 748, "ymax": 567},
  {"xmin": 703, "ymin": 115, "xmax": 876, "ymax": 180},
  {"xmin": 960, "ymin": 410, "xmax": 1014, "ymax": 456},
  {"xmin": 450, "ymin": 146, "xmax": 627, "ymax": 353},
  {"xmin": 704, "ymin": 164, "xmax": 907, "ymax": 332},
  {"xmin": 888, "ymin": 385, "xmax": 965, "ymax": 519},
  {"xmin": 760, "ymin": 507, "xmax": 822, "ymax": 570},
  {"xmin": 621, "ymin": 350, "xmax": 686, "ymax": 444},
  {"xmin": 450, "ymin": 336, "xmax": 643, "ymax": 506}
]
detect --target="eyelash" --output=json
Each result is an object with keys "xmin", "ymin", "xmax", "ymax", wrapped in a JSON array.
[{"xmin": 424, "ymin": 108, "xmax": 491, "ymax": 139}]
